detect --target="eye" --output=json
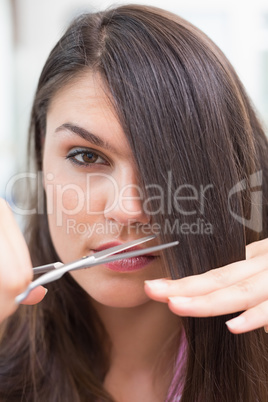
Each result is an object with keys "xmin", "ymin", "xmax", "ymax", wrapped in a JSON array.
[{"xmin": 66, "ymin": 147, "xmax": 109, "ymax": 167}]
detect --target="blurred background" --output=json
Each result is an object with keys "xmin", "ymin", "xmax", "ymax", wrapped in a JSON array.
[{"xmin": 1, "ymin": 0, "xmax": 268, "ymax": 200}]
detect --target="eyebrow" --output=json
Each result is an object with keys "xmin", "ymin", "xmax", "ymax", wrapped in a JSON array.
[{"xmin": 55, "ymin": 123, "xmax": 118, "ymax": 154}]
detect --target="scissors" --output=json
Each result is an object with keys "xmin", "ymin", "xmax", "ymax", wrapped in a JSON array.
[{"xmin": 15, "ymin": 235, "xmax": 179, "ymax": 304}]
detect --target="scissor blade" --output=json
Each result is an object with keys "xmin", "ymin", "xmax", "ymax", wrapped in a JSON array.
[
  {"xmin": 91, "ymin": 234, "xmax": 156, "ymax": 261},
  {"xmin": 33, "ymin": 235, "xmax": 155, "ymax": 275},
  {"xmin": 74, "ymin": 241, "xmax": 179, "ymax": 270},
  {"xmin": 33, "ymin": 262, "xmax": 64, "ymax": 275}
]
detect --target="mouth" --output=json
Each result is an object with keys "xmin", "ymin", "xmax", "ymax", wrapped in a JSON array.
[{"xmin": 92, "ymin": 241, "xmax": 158, "ymax": 272}]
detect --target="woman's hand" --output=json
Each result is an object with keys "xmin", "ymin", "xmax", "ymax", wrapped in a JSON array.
[
  {"xmin": 0, "ymin": 199, "xmax": 47, "ymax": 324},
  {"xmin": 144, "ymin": 238, "xmax": 268, "ymax": 334}
]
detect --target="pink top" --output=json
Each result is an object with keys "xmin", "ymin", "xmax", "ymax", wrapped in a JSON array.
[{"xmin": 166, "ymin": 329, "xmax": 187, "ymax": 401}]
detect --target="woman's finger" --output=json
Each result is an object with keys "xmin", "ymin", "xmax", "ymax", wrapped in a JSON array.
[
  {"xmin": 20, "ymin": 286, "xmax": 48, "ymax": 305},
  {"xmin": 246, "ymin": 237, "xmax": 268, "ymax": 259},
  {"xmin": 0, "ymin": 199, "xmax": 39, "ymax": 323},
  {"xmin": 0, "ymin": 295, "xmax": 18, "ymax": 323},
  {"xmin": 144, "ymin": 254, "xmax": 268, "ymax": 303},
  {"xmin": 0, "ymin": 200, "xmax": 33, "ymax": 283},
  {"xmin": 166, "ymin": 269, "xmax": 268, "ymax": 318},
  {"xmin": 226, "ymin": 300, "xmax": 268, "ymax": 334}
]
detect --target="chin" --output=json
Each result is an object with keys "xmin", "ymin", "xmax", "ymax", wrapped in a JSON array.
[
  {"xmin": 91, "ymin": 292, "xmax": 151, "ymax": 308},
  {"xmin": 70, "ymin": 270, "xmax": 150, "ymax": 308}
]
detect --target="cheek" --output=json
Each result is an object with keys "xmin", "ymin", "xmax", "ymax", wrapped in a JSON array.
[
  {"xmin": 42, "ymin": 172, "xmax": 117, "ymax": 262},
  {"xmin": 44, "ymin": 171, "xmax": 117, "ymax": 218},
  {"xmin": 47, "ymin": 182, "xmax": 87, "ymax": 222},
  {"xmin": 44, "ymin": 181, "xmax": 93, "ymax": 263}
]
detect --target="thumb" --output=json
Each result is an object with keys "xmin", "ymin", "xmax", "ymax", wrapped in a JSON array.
[{"xmin": 21, "ymin": 286, "xmax": 48, "ymax": 305}]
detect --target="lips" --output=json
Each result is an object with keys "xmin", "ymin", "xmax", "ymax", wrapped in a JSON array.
[
  {"xmin": 104, "ymin": 254, "xmax": 156, "ymax": 272},
  {"xmin": 92, "ymin": 241, "xmax": 157, "ymax": 272}
]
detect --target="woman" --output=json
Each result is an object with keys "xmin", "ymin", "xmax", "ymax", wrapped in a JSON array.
[{"xmin": 0, "ymin": 4, "xmax": 268, "ymax": 401}]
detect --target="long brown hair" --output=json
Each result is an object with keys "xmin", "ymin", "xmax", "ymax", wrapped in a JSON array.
[{"xmin": 0, "ymin": 4, "xmax": 268, "ymax": 401}]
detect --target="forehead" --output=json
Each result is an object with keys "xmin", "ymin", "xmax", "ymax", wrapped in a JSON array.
[
  {"xmin": 46, "ymin": 72, "xmax": 131, "ymax": 153},
  {"xmin": 48, "ymin": 72, "xmax": 116, "ymax": 120}
]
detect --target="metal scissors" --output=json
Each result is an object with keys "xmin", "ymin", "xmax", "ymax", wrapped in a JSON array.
[{"xmin": 15, "ymin": 235, "xmax": 179, "ymax": 304}]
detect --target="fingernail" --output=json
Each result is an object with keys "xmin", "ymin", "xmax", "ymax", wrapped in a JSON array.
[
  {"xmin": 144, "ymin": 279, "xmax": 169, "ymax": 291},
  {"xmin": 225, "ymin": 315, "xmax": 245, "ymax": 330},
  {"xmin": 44, "ymin": 288, "xmax": 48, "ymax": 296},
  {"xmin": 168, "ymin": 296, "xmax": 192, "ymax": 304}
]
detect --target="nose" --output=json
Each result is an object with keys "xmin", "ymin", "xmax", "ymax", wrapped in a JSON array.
[{"xmin": 104, "ymin": 170, "xmax": 150, "ymax": 226}]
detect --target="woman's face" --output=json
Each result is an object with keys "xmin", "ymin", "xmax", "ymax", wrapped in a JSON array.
[{"xmin": 43, "ymin": 72, "xmax": 163, "ymax": 308}]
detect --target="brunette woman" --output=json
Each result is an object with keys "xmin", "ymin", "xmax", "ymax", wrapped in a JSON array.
[{"xmin": 0, "ymin": 5, "xmax": 268, "ymax": 401}]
